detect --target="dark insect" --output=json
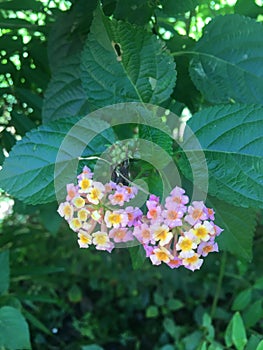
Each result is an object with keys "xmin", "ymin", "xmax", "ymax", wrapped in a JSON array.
[{"xmin": 111, "ymin": 160, "xmax": 130, "ymax": 185}]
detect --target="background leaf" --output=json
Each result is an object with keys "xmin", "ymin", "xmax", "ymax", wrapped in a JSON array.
[
  {"xmin": 189, "ymin": 15, "xmax": 263, "ymax": 105},
  {"xmin": 209, "ymin": 197, "xmax": 256, "ymax": 261},
  {"xmin": 80, "ymin": 8, "xmax": 176, "ymax": 110},
  {"xmin": 0, "ymin": 250, "xmax": 9, "ymax": 294},
  {"xmin": 0, "ymin": 306, "xmax": 31, "ymax": 350}
]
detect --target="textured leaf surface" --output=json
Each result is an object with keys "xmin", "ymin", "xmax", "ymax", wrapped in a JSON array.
[
  {"xmin": 81, "ymin": 9, "xmax": 176, "ymax": 110},
  {"xmin": 0, "ymin": 306, "xmax": 31, "ymax": 350},
  {"xmin": 0, "ymin": 117, "xmax": 115, "ymax": 204},
  {"xmin": 209, "ymin": 197, "xmax": 256, "ymax": 261},
  {"xmin": 47, "ymin": 0, "xmax": 98, "ymax": 72},
  {"xmin": 189, "ymin": 15, "xmax": 263, "ymax": 105},
  {"xmin": 42, "ymin": 55, "xmax": 90, "ymax": 123},
  {"xmin": 179, "ymin": 104, "xmax": 263, "ymax": 208}
]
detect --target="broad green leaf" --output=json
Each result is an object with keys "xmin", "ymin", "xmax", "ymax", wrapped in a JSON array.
[
  {"xmin": 179, "ymin": 104, "xmax": 263, "ymax": 209},
  {"xmin": 81, "ymin": 8, "xmax": 176, "ymax": 110},
  {"xmin": 232, "ymin": 312, "xmax": 247, "ymax": 350},
  {"xmin": 189, "ymin": 15, "xmax": 263, "ymax": 105},
  {"xmin": 42, "ymin": 55, "xmax": 90, "ymax": 123},
  {"xmin": 10, "ymin": 111, "xmax": 36, "ymax": 136},
  {"xmin": 232, "ymin": 289, "xmax": 252, "ymax": 311},
  {"xmin": 0, "ymin": 306, "xmax": 31, "ymax": 350},
  {"xmin": 209, "ymin": 197, "xmax": 256, "ymax": 261},
  {"xmin": 0, "ymin": 250, "xmax": 9, "ymax": 294},
  {"xmin": 47, "ymin": 0, "xmax": 98, "ymax": 72},
  {"xmin": 0, "ymin": 116, "xmax": 116, "ymax": 204}
]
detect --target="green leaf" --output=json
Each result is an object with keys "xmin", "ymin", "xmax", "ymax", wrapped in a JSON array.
[
  {"xmin": 10, "ymin": 111, "xmax": 36, "ymax": 136},
  {"xmin": 129, "ymin": 245, "xmax": 146, "ymax": 270},
  {"xmin": 245, "ymin": 335, "xmax": 262, "ymax": 350},
  {"xmin": 0, "ymin": 250, "xmax": 9, "ymax": 294},
  {"xmin": 0, "ymin": 116, "xmax": 116, "ymax": 204},
  {"xmin": 256, "ymin": 340, "xmax": 263, "ymax": 350},
  {"xmin": 82, "ymin": 345, "xmax": 104, "ymax": 350},
  {"xmin": 38, "ymin": 202, "xmax": 63, "ymax": 235},
  {"xmin": 163, "ymin": 317, "xmax": 177, "ymax": 338},
  {"xmin": 47, "ymin": 0, "xmax": 98, "ymax": 72},
  {"xmin": 253, "ymin": 276, "xmax": 263, "ymax": 290},
  {"xmin": 167, "ymin": 298, "xmax": 184, "ymax": 311},
  {"xmin": 15, "ymin": 87, "xmax": 43, "ymax": 112},
  {"xmin": 81, "ymin": 8, "xmax": 176, "ymax": 110},
  {"xmin": 224, "ymin": 315, "xmax": 233, "ymax": 348},
  {"xmin": 243, "ymin": 300, "xmax": 263, "ymax": 328},
  {"xmin": 146, "ymin": 305, "xmax": 159, "ymax": 318},
  {"xmin": 209, "ymin": 197, "xmax": 256, "ymax": 261},
  {"xmin": 179, "ymin": 104, "xmax": 263, "ymax": 209},
  {"xmin": 42, "ymin": 55, "xmax": 90, "ymax": 123},
  {"xmin": 0, "ymin": 306, "xmax": 31, "ymax": 350},
  {"xmin": 189, "ymin": 15, "xmax": 263, "ymax": 105},
  {"xmin": 232, "ymin": 289, "xmax": 252, "ymax": 311},
  {"xmin": 232, "ymin": 312, "xmax": 247, "ymax": 350}
]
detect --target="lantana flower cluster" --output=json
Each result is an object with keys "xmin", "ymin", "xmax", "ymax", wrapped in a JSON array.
[{"xmin": 58, "ymin": 166, "xmax": 223, "ymax": 272}]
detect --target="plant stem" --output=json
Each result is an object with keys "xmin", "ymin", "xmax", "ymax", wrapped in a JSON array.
[{"xmin": 210, "ymin": 251, "xmax": 227, "ymax": 319}]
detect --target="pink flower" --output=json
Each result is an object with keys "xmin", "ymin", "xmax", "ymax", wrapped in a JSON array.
[
  {"xmin": 108, "ymin": 188, "xmax": 128, "ymax": 206},
  {"xmin": 122, "ymin": 185, "xmax": 138, "ymax": 200},
  {"xmin": 197, "ymin": 241, "xmax": 219, "ymax": 257},
  {"xmin": 143, "ymin": 244, "xmax": 154, "ymax": 257},
  {"xmin": 109, "ymin": 227, "xmax": 133, "ymax": 243},
  {"xmin": 206, "ymin": 207, "xmax": 215, "ymax": 220},
  {"xmin": 66, "ymin": 184, "xmax": 78, "ymax": 201},
  {"xmin": 146, "ymin": 202, "xmax": 162, "ymax": 223},
  {"xmin": 166, "ymin": 186, "xmax": 189, "ymax": 209},
  {"xmin": 77, "ymin": 166, "xmax": 93, "ymax": 180},
  {"xmin": 125, "ymin": 206, "xmax": 143, "ymax": 227},
  {"xmin": 184, "ymin": 201, "xmax": 208, "ymax": 226},
  {"xmin": 166, "ymin": 256, "xmax": 182, "ymax": 269},
  {"xmin": 162, "ymin": 207, "xmax": 184, "ymax": 228},
  {"xmin": 213, "ymin": 224, "xmax": 224, "ymax": 236},
  {"xmin": 133, "ymin": 223, "xmax": 153, "ymax": 244},
  {"xmin": 148, "ymin": 194, "xmax": 160, "ymax": 204}
]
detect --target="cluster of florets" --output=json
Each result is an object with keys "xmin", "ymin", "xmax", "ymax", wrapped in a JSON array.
[{"xmin": 58, "ymin": 166, "xmax": 223, "ymax": 272}]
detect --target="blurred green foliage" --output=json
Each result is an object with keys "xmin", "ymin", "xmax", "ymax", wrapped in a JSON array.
[{"xmin": 0, "ymin": 0, "xmax": 263, "ymax": 349}]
